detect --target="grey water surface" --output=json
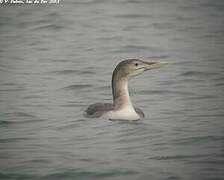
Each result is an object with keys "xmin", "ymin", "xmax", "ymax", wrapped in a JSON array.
[{"xmin": 0, "ymin": 0, "xmax": 224, "ymax": 180}]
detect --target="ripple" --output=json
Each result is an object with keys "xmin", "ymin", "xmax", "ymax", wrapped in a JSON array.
[
  {"xmin": 138, "ymin": 89, "xmax": 195, "ymax": 96},
  {"xmin": 180, "ymin": 71, "xmax": 218, "ymax": 78},
  {"xmin": 0, "ymin": 172, "xmax": 37, "ymax": 180},
  {"xmin": 11, "ymin": 112, "xmax": 35, "ymax": 118},
  {"xmin": 33, "ymin": 24, "xmax": 64, "ymax": 31},
  {"xmin": 0, "ymin": 87, "xmax": 26, "ymax": 92},
  {"xmin": 0, "ymin": 82, "xmax": 17, "ymax": 86},
  {"xmin": 186, "ymin": 94, "xmax": 216, "ymax": 100},
  {"xmin": 149, "ymin": 154, "xmax": 208, "ymax": 160},
  {"xmin": 69, "ymin": 0, "xmax": 104, "ymax": 5},
  {"xmin": 165, "ymin": 176, "xmax": 180, "ymax": 180},
  {"xmin": 0, "ymin": 120, "xmax": 13, "ymax": 126},
  {"xmin": 123, "ymin": 45, "xmax": 149, "ymax": 50},
  {"xmin": 56, "ymin": 122, "xmax": 81, "ymax": 130},
  {"xmin": 79, "ymin": 158, "xmax": 94, "ymax": 162},
  {"xmin": 215, "ymin": 82, "xmax": 224, "ymax": 86},
  {"xmin": 49, "ymin": 69, "xmax": 95, "ymax": 75},
  {"xmin": 1, "ymin": 112, "xmax": 35, "ymax": 120},
  {"xmin": 116, "ymin": 14, "xmax": 152, "ymax": 19},
  {"xmin": 42, "ymin": 169, "xmax": 138, "ymax": 179},
  {"xmin": 151, "ymin": 22, "xmax": 174, "ymax": 30},
  {"xmin": 0, "ymin": 137, "xmax": 31, "ymax": 143},
  {"xmin": 192, "ymin": 159, "xmax": 224, "ymax": 165},
  {"xmin": 188, "ymin": 113, "xmax": 224, "ymax": 118},
  {"xmin": 63, "ymin": 84, "xmax": 93, "ymax": 90},
  {"xmin": 125, "ymin": 0, "xmax": 152, "ymax": 4},
  {"xmin": 23, "ymin": 95, "xmax": 45, "ymax": 99},
  {"xmin": 110, "ymin": 45, "xmax": 152, "ymax": 53},
  {"xmin": 172, "ymin": 135, "xmax": 224, "ymax": 145},
  {"xmin": 50, "ymin": 70, "xmax": 80, "ymax": 74},
  {"xmin": 1, "ymin": 112, "xmax": 46, "ymax": 124}
]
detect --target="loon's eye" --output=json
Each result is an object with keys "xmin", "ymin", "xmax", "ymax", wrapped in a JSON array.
[{"xmin": 135, "ymin": 63, "xmax": 138, "ymax": 66}]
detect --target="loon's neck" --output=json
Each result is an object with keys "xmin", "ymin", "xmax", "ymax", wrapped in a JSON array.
[{"xmin": 112, "ymin": 75, "xmax": 134, "ymax": 111}]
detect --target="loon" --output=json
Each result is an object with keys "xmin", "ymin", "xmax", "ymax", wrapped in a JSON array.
[{"xmin": 85, "ymin": 59, "xmax": 168, "ymax": 121}]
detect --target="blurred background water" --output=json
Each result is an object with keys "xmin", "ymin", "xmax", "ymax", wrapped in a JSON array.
[{"xmin": 0, "ymin": 0, "xmax": 224, "ymax": 179}]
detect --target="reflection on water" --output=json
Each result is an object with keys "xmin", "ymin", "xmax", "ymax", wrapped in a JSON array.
[{"xmin": 0, "ymin": 0, "xmax": 224, "ymax": 179}]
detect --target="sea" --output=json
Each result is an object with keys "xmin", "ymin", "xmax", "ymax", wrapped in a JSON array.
[{"xmin": 0, "ymin": 0, "xmax": 224, "ymax": 179}]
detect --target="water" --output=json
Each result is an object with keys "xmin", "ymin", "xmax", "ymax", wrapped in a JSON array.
[{"xmin": 0, "ymin": 0, "xmax": 224, "ymax": 179}]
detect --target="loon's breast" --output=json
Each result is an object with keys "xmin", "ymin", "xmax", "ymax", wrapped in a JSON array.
[{"xmin": 103, "ymin": 105, "xmax": 140, "ymax": 121}]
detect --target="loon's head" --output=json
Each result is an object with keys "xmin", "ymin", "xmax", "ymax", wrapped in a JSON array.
[{"xmin": 113, "ymin": 59, "xmax": 168, "ymax": 79}]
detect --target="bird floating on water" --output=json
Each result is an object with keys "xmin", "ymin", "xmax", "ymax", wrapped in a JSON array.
[{"xmin": 85, "ymin": 59, "xmax": 168, "ymax": 121}]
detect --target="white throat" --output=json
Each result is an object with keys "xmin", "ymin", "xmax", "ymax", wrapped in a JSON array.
[{"xmin": 105, "ymin": 79, "xmax": 140, "ymax": 120}]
